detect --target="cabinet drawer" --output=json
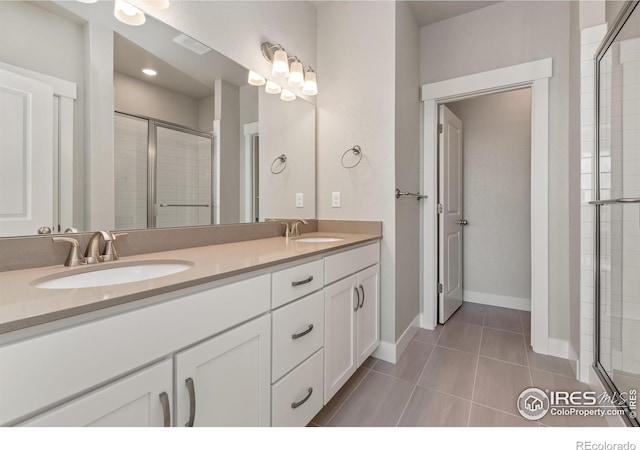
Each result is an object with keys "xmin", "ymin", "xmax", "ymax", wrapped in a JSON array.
[
  {"xmin": 272, "ymin": 291, "xmax": 324, "ymax": 382},
  {"xmin": 271, "ymin": 349, "xmax": 324, "ymax": 427},
  {"xmin": 272, "ymin": 259, "xmax": 324, "ymax": 308},
  {"xmin": 324, "ymin": 242, "xmax": 380, "ymax": 285}
]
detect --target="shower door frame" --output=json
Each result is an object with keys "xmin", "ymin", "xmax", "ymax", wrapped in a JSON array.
[
  {"xmin": 115, "ymin": 111, "xmax": 214, "ymax": 229},
  {"xmin": 592, "ymin": 0, "xmax": 640, "ymax": 427}
]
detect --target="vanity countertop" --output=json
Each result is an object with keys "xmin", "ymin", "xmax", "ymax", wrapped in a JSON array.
[{"xmin": 0, "ymin": 232, "xmax": 381, "ymax": 334}]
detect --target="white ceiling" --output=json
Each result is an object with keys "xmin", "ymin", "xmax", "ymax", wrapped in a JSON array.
[{"xmin": 409, "ymin": 1, "xmax": 501, "ymax": 27}]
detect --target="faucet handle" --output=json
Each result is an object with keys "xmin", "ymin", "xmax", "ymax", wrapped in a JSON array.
[
  {"xmin": 53, "ymin": 237, "xmax": 86, "ymax": 267},
  {"xmin": 103, "ymin": 232, "xmax": 127, "ymax": 262},
  {"xmin": 280, "ymin": 222, "xmax": 291, "ymax": 238}
]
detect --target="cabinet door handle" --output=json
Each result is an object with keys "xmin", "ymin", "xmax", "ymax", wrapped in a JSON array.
[
  {"xmin": 291, "ymin": 275, "xmax": 313, "ymax": 287},
  {"xmin": 159, "ymin": 391, "xmax": 171, "ymax": 427},
  {"xmin": 291, "ymin": 387, "xmax": 313, "ymax": 409},
  {"xmin": 291, "ymin": 324, "xmax": 314, "ymax": 340},
  {"xmin": 359, "ymin": 285, "xmax": 365, "ymax": 309},
  {"xmin": 185, "ymin": 377, "xmax": 196, "ymax": 427},
  {"xmin": 353, "ymin": 287, "xmax": 360, "ymax": 311}
]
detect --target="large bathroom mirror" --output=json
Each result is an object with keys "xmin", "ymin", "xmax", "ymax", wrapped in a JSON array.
[
  {"xmin": 0, "ymin": 0, "xmax": 316, "ymax": 238},
  {"xmin": 594, "ymin": 0, "xmax": 639, "ymax": 426}
]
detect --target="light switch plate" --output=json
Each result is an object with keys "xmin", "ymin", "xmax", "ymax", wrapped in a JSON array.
[
  {"xmin": 332, "ymin": 192, "xmax": 341, "ymax": 208},
  {"xmin": 296, "ymin": 193, "xmax": 304, "ymax": 208}
]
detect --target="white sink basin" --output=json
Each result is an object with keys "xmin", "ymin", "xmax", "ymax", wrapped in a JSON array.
[
  {"xmin": 293, "ymin": 236, "xmax": 344, "ymax": 243},
  {"xmin": 34, "ymin": 260, "xmax": 193, "ymax": 290}
]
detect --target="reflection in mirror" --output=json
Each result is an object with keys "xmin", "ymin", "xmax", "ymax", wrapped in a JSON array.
[{"xmin": 0, "ymin": 0, "xmax": 316, "ymax": 238}]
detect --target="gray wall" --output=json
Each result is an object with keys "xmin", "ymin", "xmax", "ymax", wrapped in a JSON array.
[
  {"xmin": 394, "ymin": 1, "xmax": 421, "ymax": 340},
  {"xmin": 114, "ymin": 72, "xmax": 204, "ymax": 131},
  {"xmin": 446, "ymin": 89, "xmax": 532, "ymax": 305},
  {"xmin": 420, "ymin": 1, "xmax": 573, "ymax": 341}
]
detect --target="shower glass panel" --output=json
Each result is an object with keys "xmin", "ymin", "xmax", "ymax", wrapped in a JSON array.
[
  {"xmin": 155, "ymin": 126, "xmax": 213, "ymax": 228},
  {"xmin": 114, "ymin": 113, "xmax": 213, "ymax": 229},
  {"xmin": 595, "ymin": 1, "xmax": 640, "ymax": 426},
  {"xmin": 114, "ymin": 113, "xmax": 149, "ymax": 230}
]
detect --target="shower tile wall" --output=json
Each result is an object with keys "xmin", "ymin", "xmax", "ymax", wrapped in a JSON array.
[
  {"xmin": 114, "ymin": 114, "xmax": 148, "ymax": 230},
  {"xmin": 156, "ymin": 127, "xmax": 212, "ymax": 228}
]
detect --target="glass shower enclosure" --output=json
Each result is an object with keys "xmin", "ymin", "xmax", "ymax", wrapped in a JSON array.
[
  {"xmin": 114, "ymin": 112, "xmax": 214, "ymax": 230},
  {"xmin": 593, "ymin": 0, "xmax": 640, "ymax": 426}
]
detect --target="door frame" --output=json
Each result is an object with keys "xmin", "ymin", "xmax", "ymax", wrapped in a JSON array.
[{"xmin": 421, "ymin": 58, "xmax": 552, "ymax": 356}]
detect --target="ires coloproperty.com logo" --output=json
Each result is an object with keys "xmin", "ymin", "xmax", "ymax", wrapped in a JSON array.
[{"xmin": 517, "ymin": 387, "xmax": 636, "ymax": 420}]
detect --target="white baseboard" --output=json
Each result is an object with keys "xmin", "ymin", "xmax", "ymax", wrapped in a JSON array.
[
  {"xmin": 372, "ymin": 315, "xmax": 420, "ymax": 364},
  {"xmin": 464, "ymin": 290, "xmax": 531, "ymax": 311},
  {"xmin": 419, "ymin": 313, "xmax": 437, "ymax": 330}
]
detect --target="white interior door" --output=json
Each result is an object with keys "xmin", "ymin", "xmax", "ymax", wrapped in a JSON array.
[
  {"xmin": 439, "ymin": 105, "xmax": 464, "ymax": 323},
  {"xmin": 0, "ymin": 68, "xmax": 53, "ymax": 237}
]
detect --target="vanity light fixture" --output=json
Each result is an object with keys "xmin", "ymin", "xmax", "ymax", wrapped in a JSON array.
[
  {"xmin": 142, "ymin": 68, "xmax": 157, "ymax": 76},
  {"xmin": 114, "ymin": 0, "xmax": 146, "ymax": 26},
  {"xmin": 288, "ymin": 60, "xmax": 304, "ymax": 89},
  {"xmin": 265, "ymin": 80, "xmax": 282, "ymax": 95},
  {"xmin": 139, "ymin": 0, "xmax": 170, "ymax": 9},
  {"xmin": 272, "ymin": 48, "xmax": 290, "ymax": 79},
  {"xmin": 248, "ymin": 71, "xmax": 266, "ymax": 86},
  {"xmin": 302, "ymin": 68, "xmax": 318, "ymax": 96},
  {"xmin": 280, "ymin": 89, "xmax": 296, "ymax": 102}
]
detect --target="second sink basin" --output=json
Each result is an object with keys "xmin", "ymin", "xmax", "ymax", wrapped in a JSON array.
[
  {"xmin": 293, "ymin": 236, "xmax": 344, "ymax": 243},
  {"xmin": 34, "ymin": 260, "xmax": 193, "ymax": 290}
]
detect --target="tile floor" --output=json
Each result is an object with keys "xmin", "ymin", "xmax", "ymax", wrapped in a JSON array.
[{"xmin": 311, "ymin": 303, "xmax": 609, "ymax": 427}]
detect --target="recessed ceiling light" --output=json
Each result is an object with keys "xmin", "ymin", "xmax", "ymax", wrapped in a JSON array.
[{"xmin": 142, "ymin": 68, "xmax": 157, "ymax": 76}]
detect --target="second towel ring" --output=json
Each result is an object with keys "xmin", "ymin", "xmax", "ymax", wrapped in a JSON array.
[
  {"xmin": 271, "ymin": 154, "xmax": 287, "ymax": 174},
  {"xmin": 341, "ymin": 145, "xmax": 362, "ymax": 169}
]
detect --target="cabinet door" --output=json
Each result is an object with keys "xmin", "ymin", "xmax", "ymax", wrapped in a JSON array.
[
  {"xmin": 324, "ymin": 275, "xmax": 358, "ymax": 403},
  {"xmin": 356, "ymin": 264, "xmax": 380, "ymax": 367},
  {"xmin": 19, "ymin": 360, "xmax": 172, "ymax": 427},
  {"xmin": 174, "ymin": 315, "xmax": 271, "ymax": 427}
]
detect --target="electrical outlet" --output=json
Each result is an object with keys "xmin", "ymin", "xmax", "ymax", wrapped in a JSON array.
[
  {"xmin": 332, "ymin": 192, "xmax": 341, "ymax": 208},
  {"xmin": 296, "ymin": 193, "xmax": 304, "ymax": 208}
]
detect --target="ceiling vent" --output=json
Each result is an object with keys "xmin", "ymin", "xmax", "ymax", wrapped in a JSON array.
[{"xmin": 173, "ymin": 34, "xmax": 212, "ymax": 55}]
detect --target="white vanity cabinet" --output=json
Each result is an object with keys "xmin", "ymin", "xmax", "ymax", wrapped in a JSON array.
[
  {"xmin": 174, "ymin": 314, "xmax": 271, "ymax": 427},
  {"xmin": 19, "ymin": 360, "xmax": 173, "ymax": 427},
  {"xmin": 1, "ymin": 239, "xmax": 381, "ymax": 427},
  {"xmin": 323, "ymin": 244, "xmax": 380, "ymax": 403}
]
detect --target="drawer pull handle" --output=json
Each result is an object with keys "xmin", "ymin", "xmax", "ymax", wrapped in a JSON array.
[
  {"xmin": 291, "ymin": 387, "xmax": 313, "ymax": 409},
  {"xmin": 359, "ymin": 285, "xmax": 365, "ymax": 309},
  {"xmin": 353, "ymin": 287, "xmax": 360, "ymax": 311},
  {"xmin": 185, "ymin": 377, "xmax": 196, "ymax": 427},
  {"xmin": 291, "ymin": 324, "xmax": 314, "ymax": 340},
  {"xmin": 291, "ymin": 275, "xmax": 314, "ymax": 287},
  {"xmin": 159, "ymin": 391, "xmax": 171, "ymax": 427}
]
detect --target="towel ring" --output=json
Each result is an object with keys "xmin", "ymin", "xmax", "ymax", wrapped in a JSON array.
[
  {"xmin": 341, "ymin": 145, "xmax": 362, "ymax": 169},
  {"xmin": 271, "ymin": 154, "xmax": 287, "ymax": 174}
]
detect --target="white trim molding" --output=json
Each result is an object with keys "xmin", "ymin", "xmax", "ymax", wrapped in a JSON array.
[
  {"xmin": 463, "ymin": 291, "xmax": 531, "ymax": 312},
  {"xmin": 421, "ymin": 58, "xmax": 552, "ymax": 355},
  {"xmin": 372, "ymin": 315, "xmax": 419, "ymax": 363}
]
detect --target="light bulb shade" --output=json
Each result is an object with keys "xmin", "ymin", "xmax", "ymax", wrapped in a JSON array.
[
  {"xmin": 265, "ymin": 80, "xmax": 282, "ymax": 95},
  {"xmin": 272, "ymin": 49, "xmax": 290, "ymax": 78},
  {"xmin": 280, "ymin": 89, "xmax": 296, "ymax": 102},
  {"xmin": 288, "ymin": 61, "xmax": 304, "ymax": 88},
  {"xmin": 114, "ymin": 0, "xmax": 146, "ymax": 26},
  {"xmin": 139, "ymin": 0, "xmax": 170, "ymax": 9},
  {"xmin": 248, "ymin": 71, "xmax": 266, "ymax": 86},
  {"xmin": 302, "ymin": 71, "xmax": 318, "ymax": 96}
]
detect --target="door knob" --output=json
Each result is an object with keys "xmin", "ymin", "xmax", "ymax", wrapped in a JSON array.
[
  {"xmin": 38, "ymin": 226, "xmax": 52, "ymax": 234},
  {"xmin": 458, "ymin": 219, "xmax": 469, "ymax": 226}
]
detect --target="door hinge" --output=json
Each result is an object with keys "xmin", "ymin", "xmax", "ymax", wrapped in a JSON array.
[
  {"xmin": 437, "ymin": 283, "xmax": 443, "ymax": 294},
  {"xmin": 437, "ymin": 203, "xmax": 443, "ymax": 214},
  {"xmin": 438, "ymin": 124, "xmax": 443, "ymax": 134}
]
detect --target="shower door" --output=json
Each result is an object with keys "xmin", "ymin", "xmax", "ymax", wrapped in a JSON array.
[
  {"xmin": 593, "ymin": 0, "xmax": 640, "ymax": 426},
  {"xmin": 114, "ymin": 112, "xmax": 213, "ymax": 230}
]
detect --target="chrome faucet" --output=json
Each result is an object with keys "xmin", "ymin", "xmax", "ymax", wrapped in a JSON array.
[
  {"xmin": 290, "ymin": 219, "xmax": 308, "ymax": 237},
  {"xmin": 84, "ymin": 231, "xmax": 115, "ymax": 264}
]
